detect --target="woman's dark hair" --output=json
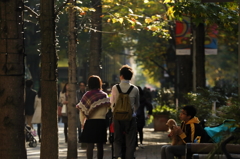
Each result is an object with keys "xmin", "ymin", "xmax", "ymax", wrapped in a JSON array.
[
  {"xmin": 119, "ymin": 65, "xmax": 133, "ymax": 80},
  {"xmin": 88, "ymin": 75, "xmax": 102, "ymax": 90},
  {"xmin": 62, "ymin": 82, "xmax": 68, "ymax": 93},
  {"xmin": 182, "ymin": 105, "xmax": 197, "ymax": 119}
]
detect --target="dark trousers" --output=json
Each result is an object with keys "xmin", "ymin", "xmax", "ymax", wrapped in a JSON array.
[{"xmin": 113, "ymin": 118, "xmax": 137, "ymax": 159}]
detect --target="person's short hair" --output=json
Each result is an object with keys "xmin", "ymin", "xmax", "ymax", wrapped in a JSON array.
[
  {"xmin": 119, "ymin": 65, "xmax": 133, "ymax": 80},
  {"xmin": 26, "ymin": 80, "xmax": 33, "ymax": 88},
  {"xmin": 182, "ymin": 105, "xmax": 197, "ymax": 119},
  {"xmin": 79, "ymin": 81, "xmax": 86, "ymax": 86},
  {"xmin": 88, "ymin": 75, "xmax": 102, "ymax": 90}
]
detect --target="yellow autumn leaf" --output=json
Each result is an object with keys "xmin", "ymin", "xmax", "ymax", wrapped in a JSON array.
[
  {"xmin": 114, "ymin": 13, "xmax": 120, "ymax": 18},
  {"xmin": 74, "ymin": 6, "xmax": 83, "ymax": 12},
  {"xmin": 88, "ymin": 8, "xmax": 96, "ymax": 12},
  {"xmin": 107, "ymin": 19, "xmax": 111, "ymax": 23},
  {"xmin": 112, "ymin": 18, "xmax": 117, "ymax": 23},
  {"xmin": 150, "ymin": 26, "xmax": 158, "ymax": 31},
  {"xmin": 163, "ymin": 0, "xmax": 173, "ymax": 3},
  {"xmin": 145, "ymin": 17, "xmax": 153, "ymax": 24},
  {"xmin": 119, "ymin": 18, "xmax": 124, "ymax": 24},
  {"xmin": 166, "ymin": 6, "xmax": 175, "ymax": 17},
  {"xmin": 127, "ymin": 19, "xmax": 135, "ymax": 24},
  {"xmin": 162, "ymin": 29, "xmax": 169, "ymax": 32}
]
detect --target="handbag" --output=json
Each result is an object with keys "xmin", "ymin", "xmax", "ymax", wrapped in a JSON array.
[
  {"xmin": 61, "ymin": 104, "xmax": 67, "ymax": 116},
  {"xmin": 57, "ymin": 106, "xmax": 62, "ymax": 116}
]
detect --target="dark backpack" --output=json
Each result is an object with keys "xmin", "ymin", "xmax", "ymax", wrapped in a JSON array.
[{"xmin": 113, "ymin": 84, "xmax": 134, "ymax": 121}]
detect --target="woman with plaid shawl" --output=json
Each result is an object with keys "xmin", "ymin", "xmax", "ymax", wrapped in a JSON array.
[{"xmin": 76, "ymin": 75, "xmax": 110, "ymax": 159}]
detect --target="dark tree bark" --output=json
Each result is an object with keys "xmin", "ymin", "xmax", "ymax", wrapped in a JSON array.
[
  {"xmin": 89, "ymin": 0, "xmax": 102, "ymax": 76},
  {"xmin": 195, "ymin": 23, "xmax": 206, "ymax": 88},
  {"xmin": 39, "ymin": 0, "xmax": 58, "ymax": 158},
  {"xmin": 177, "ymin": 55, "xmax": 193, "ymax": 104},
  {"xmin": 0, "ymin": 0, "xmax": 26, "ymax": 158},
  {"xmin": 67, "ymin": 0, "xmax": 78, "ymax": 158}
]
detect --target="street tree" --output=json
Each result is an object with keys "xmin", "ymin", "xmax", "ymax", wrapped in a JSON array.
[
  {"xmin": 0, "ymin": 0, "xmax": 26, "ymax": 158},
  {"xmin": 39, "ymin": 0, "xmax": 58, "ymax": 158},
  {"xmin": 66, "ymin": 0, "xmax": 78, "ymax": 158},
  {"xmin": 88, "ymin": 0, "xmax": 103, "ymax": 76}
]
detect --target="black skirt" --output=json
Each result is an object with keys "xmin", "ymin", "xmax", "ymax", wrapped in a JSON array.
[{"xmin": 80, "ymin": 119, "xmax": 107, "ymax": 143}]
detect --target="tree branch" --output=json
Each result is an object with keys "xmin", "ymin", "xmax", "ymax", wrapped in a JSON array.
[
  {"xmin": 24, "ymin": 5, "xmax": 39, "ymax": 18},
  {"xmin": 149, "ymin": 58, "xmax": 175, "ymax": 80},
  {"xmin": 55, "ymin": 0, "xmax": 70, "ymax": 16}
]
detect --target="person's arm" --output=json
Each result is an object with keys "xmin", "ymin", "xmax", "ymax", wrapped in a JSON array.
[
  {"xmin": 174, "ymin": 124, "xmax": 195, "ymax": 143},
  {"xmin": 110, "ymin": 85, "xmax": 116, "ymax": 111},
  {"xmin": 58, "ymin": 92, "xmax": 64, "ymax": 106},
  {"xmin": 145, "ymin": 100, "xmax": 153, "ymax": 115},
  {"xmin": 134, "ymin": 88, "xmax": 140, "ymax": 113},
  {"xmin": 80, "ymin": 110, "xmax": 86, "ymax": 128}
]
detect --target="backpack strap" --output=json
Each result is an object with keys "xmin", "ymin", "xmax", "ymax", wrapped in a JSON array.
[
  {"xmin": 116, "ymin": 84, "xmax": 134, "ymax": 94},
  {"xmin": 116, "ymin": 84, "xmax": 122, "ymax": 93},
  {"xmin": 126, "ymin": 86, "xmax": 134, "ymax": 94}
]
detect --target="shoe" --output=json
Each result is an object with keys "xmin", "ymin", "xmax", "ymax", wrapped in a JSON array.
[{"xmin": 139, "ymin": 144, "xmax": 144, "ymax": 149}]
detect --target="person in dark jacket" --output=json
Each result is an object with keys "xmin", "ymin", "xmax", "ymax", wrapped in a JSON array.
[
  {"xmin": 25, "ymin": 80, "xmax": 37, "ymax": 129},
  {"xmin": 160, "ymin": 105, "xmax": 205, "ymax": 159},
  {"xmin": 136, "ymin": 86, "xmax": 152, "ymax": 147}
]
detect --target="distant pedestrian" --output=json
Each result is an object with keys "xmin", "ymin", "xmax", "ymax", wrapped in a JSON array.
[
  {"xmin": 25, "ymin": 80, "xmax": 37, "ymax": 129},
  {"xmin": 76, "ymin": 81, "xmax": 87, "ymax": 143},
  {"xmin": 143, "ymin": 87, "xmax": 152, "ymax": 103},
  {"xmin": 110, "ymin": 65, "xmax": 139, "ymax": 159},
  {"xmin": 31, "ymin": 87, "xmax": 42, "ymax": 142},
  {"xmin": 59, "ymin": 82, "xmax": 69, "ymax": 143},
  {"xmin": 76, "ymin": 75, "xmax": 110, "ymax": 159},
  {"xmin": 136, "ymin": 86, "xmax": 152, "ymax": 147}
]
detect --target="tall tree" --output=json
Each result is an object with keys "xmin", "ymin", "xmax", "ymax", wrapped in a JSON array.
[
  {"xmin": 195, "ymin": 23, "xmax": 206, "ymax": 88},
  {"xmin": 67, "ymin": 0, "xmax": 78, "ymax": 158},
  {"xmin": 39, "ymin": 0, "xmax": 58, "ymax": 158},
  {"xmin": 89, "ymin": 0, "xmax": 102, "ymax": 76},
  {"xmin": 0, "ymin": 1, "xmax": 26, "ymax": 158}
]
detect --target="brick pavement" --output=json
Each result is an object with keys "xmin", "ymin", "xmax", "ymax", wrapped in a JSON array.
[{"xmin": 27, "ymin": 123, "xmax": 170, "ymax": 159}]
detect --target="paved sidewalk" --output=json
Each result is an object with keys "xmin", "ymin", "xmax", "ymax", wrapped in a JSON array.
[{"xmin": 27, "ymin": 123, "xmax": 170, "ymax": 159}]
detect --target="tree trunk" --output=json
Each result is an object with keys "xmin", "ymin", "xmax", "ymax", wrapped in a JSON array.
[
  {"xmin": 67, "ymin": 0, "xmax": 78, "ymax": 158},
  {"xmin": 0, "ymin": 0, "xmax": 26, "ymax": 158},
  {"xmin": 40, "ymin": 0, "xmax": 58, "ymax": 158},
  {"xmin": 195, "ymin": 23, "xmax": 206, "ymax": 88},
  {"xmin": 177, "ymin": 55, "xmax": 193, "ymax": 105},
  {"xmin": 89, "ymin": 0, "xmax": 102, "ymax": 76}
]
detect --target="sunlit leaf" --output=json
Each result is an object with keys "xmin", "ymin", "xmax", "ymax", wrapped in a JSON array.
[
  {"xmin": 119, "ymin": 17, "xmax": 124, "ymax": 24},
  {"xmin": 145, "ymin": 17, "xmax": 153, "ymax": 24},
  {"xmin": 112, "ymin": 18, "xmax": 117, "ymax": 23},
  {"xmin": 128, "ymin": 8, "xmax": 133, "ymax": 14}
]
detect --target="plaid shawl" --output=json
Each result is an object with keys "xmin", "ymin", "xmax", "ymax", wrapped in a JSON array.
[{"xmin": 76, "ymin": 90, "xmax": 110, "ymax": 117}]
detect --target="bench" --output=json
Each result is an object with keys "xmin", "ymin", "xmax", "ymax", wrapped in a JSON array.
[{"xmin": 185, "ymin": 135, "xmax": 240, "ymax": 159}]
